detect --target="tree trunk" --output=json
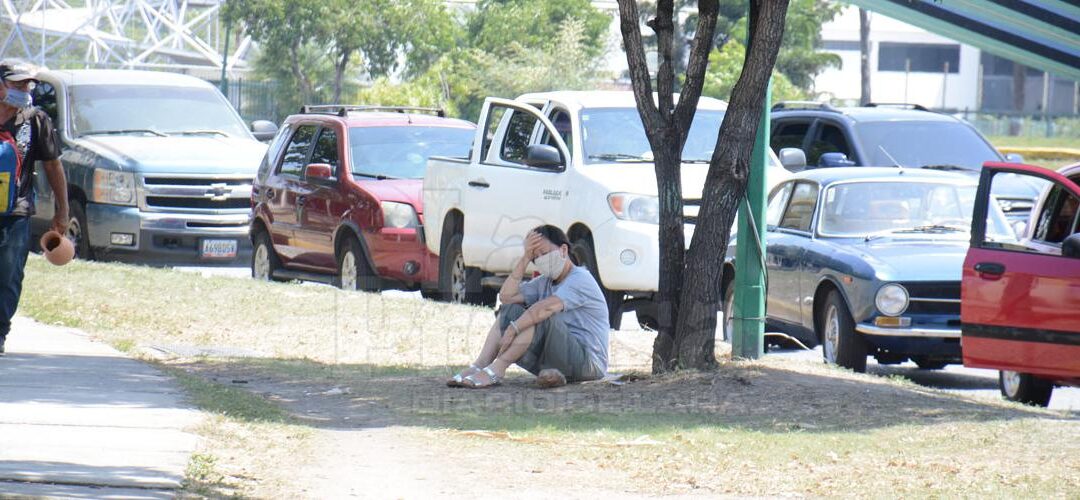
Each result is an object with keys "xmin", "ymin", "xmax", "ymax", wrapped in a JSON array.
[
  {"xmin": 333, "ymin": 48, "xmax": 352, "ymax": 104},
  {"xmin": 859, "ymin": 9, "xmax": 871, "ymax": 106},
  {"xmin": 289, "ymin": 43, "xmax": 313, "ymax": 103},
  {"xmin": 672, "ymin": 0, "xmax": 788, "ymax": 369}
]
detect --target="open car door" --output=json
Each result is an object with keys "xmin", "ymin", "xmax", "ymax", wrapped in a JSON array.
[{"xmin": 962, "ymin": 162, "xmax": 1080, "ymax": 406}]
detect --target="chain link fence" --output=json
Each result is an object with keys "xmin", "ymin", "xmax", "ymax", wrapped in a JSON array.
[{"xmin": 210, "ymin": 79, "xmax": 282, "ymax": 124}]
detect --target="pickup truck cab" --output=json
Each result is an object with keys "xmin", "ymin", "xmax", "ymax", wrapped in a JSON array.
[
  {"xmin": 28, "ymin": 70, "xmax": 272, "ymax": 264},
  {"xmin": 250, "ymin": 105, "xmax": 475, "ymax": 292},
  {"xmin": 962, "ymin": 162, "xmax": 1080, "ymax": 407},
  {"xmin": 423, "ymin": 91, "xmax": 791, "ymax": 327}
]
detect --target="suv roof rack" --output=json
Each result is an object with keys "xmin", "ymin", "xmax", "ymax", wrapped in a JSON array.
[
  {"xmin": 864, "ymin": 102, "xmax": 930, "ymax": 112},
  {"xmin": 772, "ymin": 101, "xmax": 837, "ymax": 112},
  {"xmin": 299, "ymin": 104, "xmax": 446, "ymax": 118}
]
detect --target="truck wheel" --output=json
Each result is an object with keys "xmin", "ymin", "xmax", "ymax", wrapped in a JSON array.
[
  {"xmin": 819, "ymin": 290, "xmax": 867, "ymax": 373},
  {"xmin": 439, "ymin": 233, "xmax": 495, "ymax": 307},
  {"xmin": 251, "ymin": 229, "xmax": 283, "ymax": 281},
  {"xmin": 570, "ymin": 238, "xmax": 624, "ymax": 330},
  {"xmin": 999, "ymin": 370, "xmax": 1053, "ymax": 407},
  {"xmin": 67, "ymin": 199, "xmax": 93, "ymax": 260},
  {"xmin": 339, "ymin": 237, "xmax": 379, "ymax": 292}
]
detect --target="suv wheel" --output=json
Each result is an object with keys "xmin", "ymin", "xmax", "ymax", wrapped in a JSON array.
[
  {"xmin": 339, "ymin": 237, "xmax": 379, "ymax": 292},
  {"xmin": 439, "ymin": 233, "xmax": 495, "ymax": 306},
  {"xmin": 252, "ymin": 230, "xmax": 282, "ymax": 281},
  {"xmin": 999, "ymin": 370, "xmax": 1053, "ymax": 407},
  {"xmin": 570, "ymin": 237, "xmax": 624, "ymax": 330},
  {"xmin": 67, "ymin": 199, "xmax": 93, "ymax": 260},
  {"xmin": 819, "ymin": 290, "xmax": 867, "ymax": 372}
]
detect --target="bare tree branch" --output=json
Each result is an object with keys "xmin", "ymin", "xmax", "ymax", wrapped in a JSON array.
[
  {"xmin": 673, "ymin": 0, "xmax": 718, "ymax": 139},
  {"xmin": 653, "ymin": 0, "xmax": 675, "ymax": 121},
  {"xmin": 616, "ymin": 0, "xmax": 661, "ymax": 127}
]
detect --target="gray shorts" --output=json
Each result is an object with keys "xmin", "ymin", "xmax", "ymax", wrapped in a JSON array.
[{"xmin": 498, "ymin": 303, "xmax": 602, "ymax": 382}]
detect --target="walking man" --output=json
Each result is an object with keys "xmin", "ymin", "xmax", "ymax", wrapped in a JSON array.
[{"xmin": 0, "ymin": 60, "xmax": 68, "ymax": 355}]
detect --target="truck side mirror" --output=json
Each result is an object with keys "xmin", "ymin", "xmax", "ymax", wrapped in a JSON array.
[
  {"xmin": 818, "ymin": 152, "xmax": 856, "ymax": 168},
  {"xmin": 304, "ymin": 163, "xmax": 334, "ymax": 182},
  {"xmin": 251, "ymin": 120, "xmax": 279, "ymax": 141},
  {"xmin": 1063, "ymin": 233, "xmax": 1080, "ymax": 259},
  {"xmin": 778, "ymin": 148, "xmax": 807, "ymax": 172},
  {"xmin": 523, "ymin": 144, "xmax": 563, "ymax": 170}
]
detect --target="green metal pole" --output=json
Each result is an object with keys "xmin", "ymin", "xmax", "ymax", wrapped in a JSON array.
[
  {"xmin": 220, "ymin": 21, "xmax": 231, "ymax": 96},
  {"xmin": 731, "ymin": 78, "xmax": 770, "ymax": 360}
]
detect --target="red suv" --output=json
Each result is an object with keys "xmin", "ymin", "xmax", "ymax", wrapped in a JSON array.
[
  {"xmin": 250, "ymin": 106, "xmax": 475, "ymax": 294},
  {"xmin": 962, "ymin": 162, "xmax": 1080, "ymax": 407}
]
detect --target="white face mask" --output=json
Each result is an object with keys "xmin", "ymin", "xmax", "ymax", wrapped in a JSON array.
[{"xmin": 533, "ymin": 249, "xmax": 567, "ymax": 278}]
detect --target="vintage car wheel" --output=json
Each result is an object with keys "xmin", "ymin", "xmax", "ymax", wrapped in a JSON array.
[
  {"xmin": 67, "ymin": 199, "xmax": 93, "ymax": 260},
  {"xmin": 339, "ymin": 237, "xmax": 379, "ymax": 292},
  {"xmin": 820, "ymin": 290, "xmax": 867, "ymax": 373},
  {"xmin": 438, "ymin": 233, "xmax": 495, "ymax": 307},
  {"xmin": 251, "ymin": 230, "xmax": 283, "ymax": 281},
  {"xmin": 570, "ymin": 237, "xmax": 624, "ymax": 330},
  {"xmin": 999, "ymin": 370, "xmax": 1053, "ymax": 407}
]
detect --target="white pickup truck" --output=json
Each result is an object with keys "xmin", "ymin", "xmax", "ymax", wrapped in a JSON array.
[{"xmin": 423, "ymin": 91, "xmax": 792, "ymax": 328}]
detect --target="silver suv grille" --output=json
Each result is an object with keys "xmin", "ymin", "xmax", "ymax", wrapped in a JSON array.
[{"xmin": 139, "ymin": 175, "xmax": 253, "ymax": 213}]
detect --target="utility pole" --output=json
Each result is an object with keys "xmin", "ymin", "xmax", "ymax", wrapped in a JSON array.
[
  {"xmin": 859, "ymin": 9, "xmax": 871, "ymax": 105},
  {"xmin": 220, "ymin": 21, "xmax": 231, "ymax": 97}
]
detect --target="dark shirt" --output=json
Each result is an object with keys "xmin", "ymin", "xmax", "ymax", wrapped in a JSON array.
[{"xmin": 2, "ymin": 107, "xmax": 61, "ymax": 216}]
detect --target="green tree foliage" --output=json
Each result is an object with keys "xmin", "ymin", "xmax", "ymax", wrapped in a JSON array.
[
  {"xmin": 702, "ymin": 40, "xmax": 806, "ymax": 102},
  {"xmin": 466, "ymin": 0, "xmax": 611, "ymax": 58}
]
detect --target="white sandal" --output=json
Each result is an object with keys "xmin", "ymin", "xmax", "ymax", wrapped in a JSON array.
[
  {"xmin": 447, "ymin": 364, "xmax": 480, "ymax": 388},
  {"xmin": 462, "ymin": 366, "xmax": 502, "ymax": 389}
]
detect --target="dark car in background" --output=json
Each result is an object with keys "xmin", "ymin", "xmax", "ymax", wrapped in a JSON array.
[
  {"xmin": 250, "ymin": 105, "xmax": 475, "ymax": 294},
  {"xmin": 722, "ymin": 167, "xmax": 1015, "ymax": 372},
  {"xmin": 768, "ymin": 102, "xmax": 1045, "ymax": 222}
]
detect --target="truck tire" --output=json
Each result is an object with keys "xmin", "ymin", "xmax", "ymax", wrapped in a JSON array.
[
  {"xmin": 912, "ymin": 356, "xmax": 948, "ymax": 370},
  {"xmin": 818, "ymin": 290, "xmax": 867, "ymax": 373},
  {"xmin": 67, "ymin": 199, "xmax": 93, "ymax": 260},
  {"xmin": 251, "ymin": 229, "xmax": 283, "ymax": 281},
  {"xmin": 338, "ymin": 236, "xmax": 380, "ymax": 292},
  {"xmin": 439, "ymin": 233, "xmax": 495, "ymax": 307},
  {"xmin": 570, "ymin": 237, "xmax": 624, "ymax": 330},
  {"xmin": 999, "ymin": 370, "xmax": 1053, "ymax": 407}
]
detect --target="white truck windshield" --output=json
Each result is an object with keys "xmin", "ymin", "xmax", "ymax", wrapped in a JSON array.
[{"xmin": 582, "ymin": 108, "xmax": 726, "ymax": 163}]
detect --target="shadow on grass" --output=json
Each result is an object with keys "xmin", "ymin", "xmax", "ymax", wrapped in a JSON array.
[{"xmin": 171, "ymin": 357, "xmax": 1075, "ymax": 436}]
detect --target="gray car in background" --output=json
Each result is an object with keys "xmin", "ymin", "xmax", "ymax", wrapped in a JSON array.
[{"xmin": 28, "ymin": 70, "xmax": 275, "ymax": 264}]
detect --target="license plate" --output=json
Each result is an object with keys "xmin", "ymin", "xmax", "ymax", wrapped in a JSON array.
[{"xmin": 200, "ymin": 239, "xmax": 237, "ymax": 259}]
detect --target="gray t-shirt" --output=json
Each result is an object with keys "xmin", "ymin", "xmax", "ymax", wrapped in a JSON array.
[{"xmin": 520, "ymin": 265, "xmax": 610, "ymax": 374}]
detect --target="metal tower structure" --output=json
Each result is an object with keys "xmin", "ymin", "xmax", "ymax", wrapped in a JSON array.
[{"xmin": 1, "ymin": 0, "xmax": 251, "ymax": 72}]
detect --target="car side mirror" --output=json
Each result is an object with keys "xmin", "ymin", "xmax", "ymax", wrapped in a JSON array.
[
  {"xmin": 1004, "ymin": 152, "xmax": 1025, "ymax": 163},
  {"xmin": 778, "ymin": 148, "xmax": 807, "ymax": 172},
  {"xmin": 304, "ymin": 163, "xmax": 334, "ymax": 182},
  {"xmin": 818, "ymin": 152, "xmax": 856, "ymax": 168},
  {"xmin": 522, "ymin": 144, "xmax": 563, "ymax": 169},
  {"xmin": 1063, "ymin": 233, "xmax": 1080, "ymax": 259},
  {"xmin": 251, "ymin": 120, "xmax": 279, "ymax": 141}
]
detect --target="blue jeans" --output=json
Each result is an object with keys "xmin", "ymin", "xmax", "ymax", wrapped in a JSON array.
[{"xmin": 0, "ymin": 216, "xmax": 31, "ymax": 339}]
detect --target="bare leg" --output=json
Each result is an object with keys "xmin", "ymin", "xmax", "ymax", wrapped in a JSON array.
[
  {"xmin": 472, "ymin": 321, "xmax": 504, "ymax": 368},
  {"xmin": 489, "ymin": 324, "xmax": 536, "ymax": 378}
]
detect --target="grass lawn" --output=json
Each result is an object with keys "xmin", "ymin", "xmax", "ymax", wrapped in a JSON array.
[
  {"xmin": 987, "ymin": 135, "xmax": 1079, "ymax": 150},
  {"xmin": 20, "ymin": 258, "xmax": 1080, "ymax": 497}
]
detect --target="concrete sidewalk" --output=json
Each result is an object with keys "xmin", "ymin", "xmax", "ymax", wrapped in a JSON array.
[{"xmin": 0, "ymin": 316, "xmax": 202, "ymax": 499}]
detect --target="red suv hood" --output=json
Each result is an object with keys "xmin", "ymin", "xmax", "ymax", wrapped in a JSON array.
[{"xmin": 355, "ymin": 178, "xmax": 424, "ymax": 212}]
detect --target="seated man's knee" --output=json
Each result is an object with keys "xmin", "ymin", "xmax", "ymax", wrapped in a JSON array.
[{"xmin": 497, "ymin": 303, "xmax": 527, "ymax": 330}]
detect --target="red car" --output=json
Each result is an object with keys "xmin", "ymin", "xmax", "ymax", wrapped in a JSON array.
[
  {"xmin": 962, "ymin": 162, "xmax": 1080, "ymax": 406},
  {"xmin": 250, "ymin": 106, "xmax": 475, "ymax": 295}
]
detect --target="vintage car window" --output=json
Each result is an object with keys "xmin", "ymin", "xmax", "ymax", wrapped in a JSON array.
[
  {"xmin": 766, "ymin": 182, "xmax": 794, "ymax": 227},
  {"xmin": 500, "ymin": 109, "xmax": 538, "ymax": 164},
  {"xmin": 310, "ymin": 128, "xmax": 339, "ymax": 176},
  {"xmin": 278, "ymin": 125, "xmax": 317, "ymax": 177},
  {"xmin": 349, "ymin": 126, "xmax": 473, "ymax": 179},
  {"xmin": 779, "ymin": 182, "xmax": 818, "ymax": 232},
  {"xmin": 805, "ymin": 123, "xmax": 851, "ymax": 165},
  {"xmin": 770, "ymin": 121, "xmax": 809, "ymax": 152},
  {"xmin": 1033, "ymin": 185, "xmax": 1080, "ymax": 244}
]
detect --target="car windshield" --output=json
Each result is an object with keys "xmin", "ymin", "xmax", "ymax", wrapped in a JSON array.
[
  {"xmin": 349, "ymin": 126, "xmax": 474, "ymax": 179},
  {"xmin": 70, "ymin": 84, "xmax": 251, "ymax": 139},
  {"xmin": 854, "ymin": 121, "xmax": 1000, "ymax": 170},
  {"xmin": 819, "ymin": 180, "xmax": 1013, "ymax": 239},
  {"xmin": 582, "ymin": 108, "xmax": 726, "ymax": 163}
]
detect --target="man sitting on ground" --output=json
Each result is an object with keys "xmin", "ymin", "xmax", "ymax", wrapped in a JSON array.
[{"xmin": 448, "ymin": 225, "xmax": 609, "ymax": 389}]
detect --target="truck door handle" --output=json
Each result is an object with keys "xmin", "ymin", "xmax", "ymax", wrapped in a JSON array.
[
  {"xmin": 468, "ymin": 180, "xmax": 490, "ymax": 189},
  {"xmin": 974, "ymin": 262, "xmax": 1005, "ymax": 276}
]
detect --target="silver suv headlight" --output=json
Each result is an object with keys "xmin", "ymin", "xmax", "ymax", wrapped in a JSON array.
[
  {"xmin": 608, "ymin": 193, "xmax": 659, "ymax": 224},
  {"xmin": 381, "ymin": 201, "xmax": 418, "ymax": 229},
  {"xmin": 875, "ymin": 283, "xmax": 909, "ymax": 316},
  {"xmin": 92, "ymin": 169, "xmax": 136, "ymax": 206}
]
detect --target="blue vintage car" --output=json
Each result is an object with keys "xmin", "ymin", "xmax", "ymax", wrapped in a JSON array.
[{"xmin": 722, "ymin": 167, "xmax": 1014, "ymax": 372}]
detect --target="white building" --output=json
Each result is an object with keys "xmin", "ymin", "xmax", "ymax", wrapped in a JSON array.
[{"xmin": 815, "ymin": 6, "xmax": 1078, "ymax": 115}]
